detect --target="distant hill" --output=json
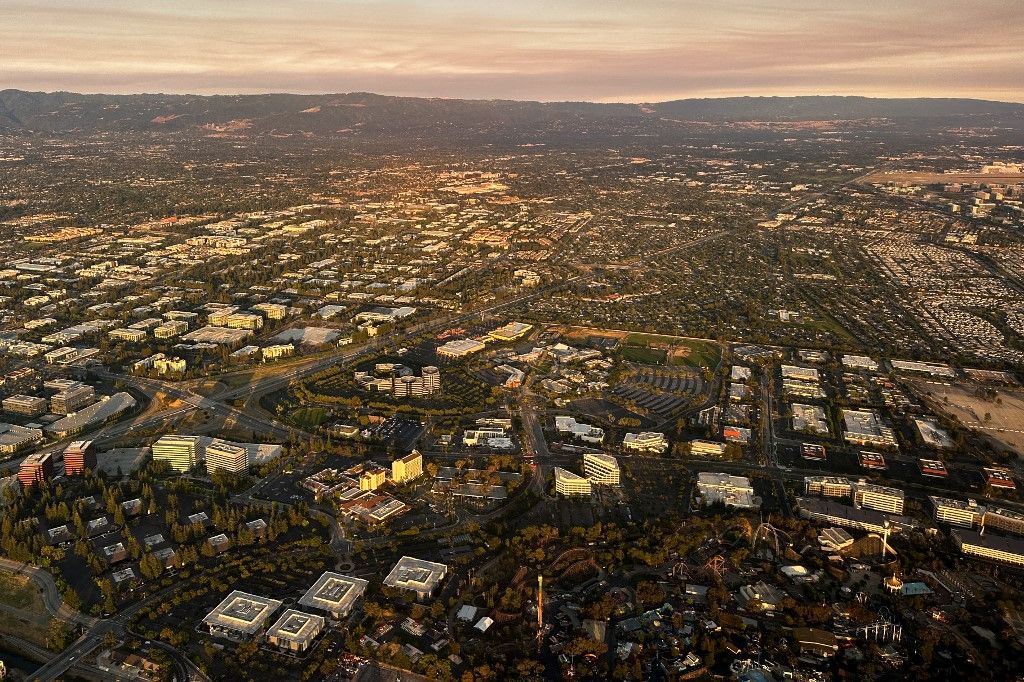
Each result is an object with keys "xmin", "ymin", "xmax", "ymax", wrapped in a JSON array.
[{"xmin": 1, "ymin": 90, "xmax": 1021, "ymax": 138}]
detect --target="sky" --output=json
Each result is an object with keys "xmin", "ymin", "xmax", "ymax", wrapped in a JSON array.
[{"xmin": 3, "ymin": 0, "xmax": 1023, "ymax": 102}]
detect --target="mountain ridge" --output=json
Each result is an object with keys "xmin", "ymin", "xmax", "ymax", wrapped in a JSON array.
[{"xmin": 2, "ymin": 90, "xmax": 1021, "ymax": 137}]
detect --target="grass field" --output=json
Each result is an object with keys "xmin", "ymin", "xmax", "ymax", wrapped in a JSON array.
[
  {"xmin": 621, "ymin": 345, "xmax": 668, "ymax": 365},
  {"xmin": 668, "ymin": 340, "xmax": 721, "ymax": 369},
  {"xmin": 0, "ymin": 571, "xmax": 52, "ymax": 647},
  {"xmin": 291, "ymin": 407, "xmax": 327, "ymax": 429},
  {"xmin": 0, "ymin": 572, "xmax": 38, "ymax": 610}
]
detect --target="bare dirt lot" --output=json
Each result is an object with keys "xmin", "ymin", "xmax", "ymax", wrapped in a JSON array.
[{"xmin": 907, "ymin": 379, "xmax": 1024, "ymax": 455}]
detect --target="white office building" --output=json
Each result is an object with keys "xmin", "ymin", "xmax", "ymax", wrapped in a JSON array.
[
  {"xmin": 152, "ymin": 435, "xmax": 199, "ymax": 472},
  {"xmin": 554, "ymin": 467, "xmax": 592, "ymax": 497},
  {"xmin": 852, "ymin": 480, "xmax": 905, "ymax": 515},
  {"xmin": 205, "ymin": 439, "xmax": 249, "ymax": 475},
  {"xmin": 582, "ymin": 453, "xmax": 620, "ymax": 485}
]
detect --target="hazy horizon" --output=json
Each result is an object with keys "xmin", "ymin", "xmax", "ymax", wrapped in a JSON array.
[
  {"xmin": 4, "ymin": 0, "xmax": 1023, "ymax": 103},
  {"xmin": 4, "ymin": 89, "xmax": 1024, "ymax": 106}
]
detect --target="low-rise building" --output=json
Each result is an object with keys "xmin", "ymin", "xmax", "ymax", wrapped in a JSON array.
[
  {"xmin": 359, "ymin": 464, "xmax": 388, "ymax": 491},
  {"xmin": 203, "ymin": 591, "xmax": 283, "ymax": 641},
  {"xmin": 843, "ymin": 409, "xmax": 897, "ymax": 447},
  {"xmin": 50, "ymin": 384, "xmax": 96, "ymax": 415},
  {"xmin": 0, "ymin": 423, "xmax": 43, "ymax": 455},
  {"xmin": 554, "ymin": 415, "xmax": 605, "ymax": 444},
  {"xmin": 697, "ymin": 472, "xmax": 759, "ymax": 509},
  {"xmin": 984, "ymin": 506, "xmax": 1024, "ymax": 536},
  {"xmin": 797, "ymin": 497, "xmax": 915, "ymax": 535},
  {"xmin": 266, "ymin": 610, "xmax": 324, "ymax": 653},
  {"xmin": 919, "ymin": 459, "xmax": 949, "ymax": 478},
  {"xmin": 2, "ymin": 395, "xmax": 48, "ymax": 417},
  {"xmin": 853, "ymin": 480, "xmax": 905, "ymax": 515},
  {"xmin": 261, "ymin": 344, "xmax": 294, "ymax": 361},
  {"xmin": 108, "ymin": 328, "xmax": 147, "ymax": 343},
  {"xmin": 804, "ymin": 476, "xmax": 852, "ymax": 499},
  {"xmin": 930, "ymin": 496, "xmax": 982, "ymax": 528},
  {"xmin": 554, "ymin": 467, "xmax": 592, "ymax": 497},
  {"xmin": 689, "ymin": 439, "xmax": 727, "ymax": 457},
  {"xmin": 952, "ymin": 528, "xmax": 1024, "ymax": 567},
  {"xmin": 437, "ymin": 338, "xmax": 487, "ymax": 359},
  {"xmin": 383, "ymin": 556, "xmax": 448, "ymax": 600},
  {"xmin": 299, "ymin": 572, "xmax": 369, "ymax": 619},
  {"xmin": 622, "ymin": 431, "xmax": 668, "ymax": 454},
  {"xmin": 984, "ymin": 467, "xmax": 1016, "ymax": 490}
]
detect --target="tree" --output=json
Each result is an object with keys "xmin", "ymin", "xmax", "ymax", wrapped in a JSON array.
[{"xmin": 47, "ymin": 619, "xmax": 75, "ymax": 652}]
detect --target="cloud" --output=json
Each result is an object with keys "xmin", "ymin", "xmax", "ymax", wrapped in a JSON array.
[{"xmin": 2, "ymin": 0, "xmax": 1022, "ymax": 101}]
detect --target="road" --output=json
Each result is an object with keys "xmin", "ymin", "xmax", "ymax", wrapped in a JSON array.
[{"xmin": 0, "ymin": 557, "xmax": 97, "ymax": 630}]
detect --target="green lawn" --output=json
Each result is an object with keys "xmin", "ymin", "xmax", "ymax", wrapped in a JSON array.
[
  {"xmin": 669, "ymin": 340, "xmax": 722, "ymax": 369},
  {"xmin": 625, "ymin": 332, "xmax": 682, "ymax": 346},
  {"xmin": 622, "ymin": 333, "xmax": 721, "ymax": 369},
  {"xmin": 620, "ymin": 345, "xmax": 668, "ymax": 365}
]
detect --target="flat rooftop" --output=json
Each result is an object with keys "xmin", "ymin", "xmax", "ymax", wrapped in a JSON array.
[
  {"xmin": 299, "ymin": 572, "xmax": 369, "ymax": 614},
  {"xmin": 267, "ymin": 609, "xmax": 324, "ymax": 643},
  {"xmin": 203, "ymin": 591, "xmax": 283, "ymax": 635},
  {"xmin": 383, "ymin": 556, "xmax": 448, "ymax": 593}
]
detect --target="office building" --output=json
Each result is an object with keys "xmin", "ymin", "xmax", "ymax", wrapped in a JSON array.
[
  {"xmin": 383, "ymin": 556, "xmax": 448, "ymax": 600},
  {"xmin": 554, "ymin": 416, "xmax": 605, "ymax": 444},
  {"xmin": 63, "ymin": 440, "xmax": 97, "ymax": 476},
  {"xmin": 930, "ymin": 496, "xmax": 982, "ymax": 528},
  {"xmin": 359, "ymin": 465, "xmax": 388, "ymax": 491},
  {"xmin": 392, "ymin": 450, "xmax": 423, "ymax": 484},
  {"xmin": 554, "ymin": 467, "xmax": 592, "ymax": 497},
  {"xmin": 50, "ymin": 385, "xmax": 96, "ymax": 415},
  {"xmin": 463, "ymin": 426, "xmax": 506, "ymax": 447},
  {"xmin": 154, "ymin": 320, "xmax": 189, "ymax": 339},
  {"xmin": 152, "ymin": 435, "xmax": 199, "ymax": 472},
  {"xmin": 804, "ymin": 476, "xmax": 852, "ymax": 499},
  {"xmin": 689, "ymin": 439, "xmax": 727, "ymax": 457},
  {"xmin": 984, "ymin": 467, "xmax": 1016, "ymax": 490},
  {"xmin": 18, "ymin": 452, "xmax": 54, "ymax": 488},
  {"xmin": 266, "ymin": 610, "xmax": 324, "ymax": 653},
  {"xmin": 205, "ymin": 439, "xmax": 249, "ymax": 475},
  {"xmin": 0, "ymin": 423, "xmax": 43, "ymax": 455},
  {"xmin": 299, "ymin": 572, "xmax": 369, "ymax": 619},
  {"xmin": 437, "ymin": 337, "xmax": 487, "ymax": 359},
  {"xmin": 44, "ymin": 393, "xmax": 136, "ymax": 439},
  {"xmin": 797, "ymin": 497, "xmax": 915, "ymax": 535},
  {"xmin": 842, "ymin": 410, "xmax": 897, "ymax": 447},
  {"xmin": 582, "ymin": 453, "xmax": 620, "ymax": 485},
  {"xmin": 697, "ymin": 472, "xmax": 759, "ymax": 509},
  {"xmin": 622, "ymin": 431, "xmax": 668, "ymax": 454},
  {"xmin": 203, "ymin": 591, "xmax": 283, "ymax": 641},
  {"xmin": 261, "ymin": 344, "xmax": 294, "ymax": 361},
  {"xmin": 951, "ymin": 528, "xmax": 1024, "ymax": 567},
  {"xmin": 919, "ymin": 459, "xmax": 949, "ymax": 478},
  {"xmin": 983, "ymin": 506, "xmax": 1024, "ymax": 536},
  {"xmin": 3, "ymin": 395, "xmax": 48, "ymax": 417},
  {"xmin": 852, "ymin": 480, "xmax": 905, "ymax": 515},
  {"xmin": 858, "ymin": 451, "xmax": 887, "ymax": 470},
  {"xmin": 225, "ymin": 313, "xmax": 263, "ymax": 331},
  {"xmin": 108, "ymin": 328, "xmax": 147, "ymax": 343},
  {"xmin": 801, "ymin": 443, "xmax": 827, "ymax": 461}
]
